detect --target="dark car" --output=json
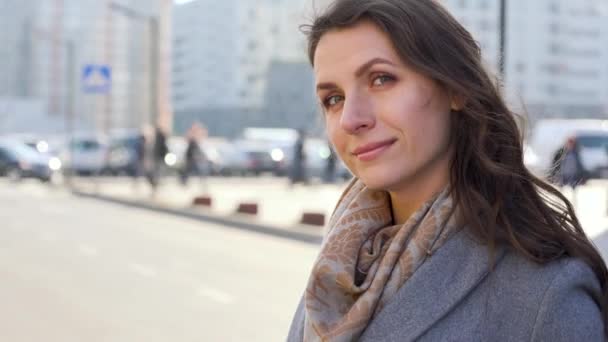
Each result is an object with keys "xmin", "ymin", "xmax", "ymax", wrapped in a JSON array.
[
  {"xmin": 237, "ymin": 140, "xmax": 288, "ymax": 176},
  {"xmin": 106, "ymin": 133, "xmax": 143, "ymax": 176},
  {"xmin": 0, "ymin": 140, "xmax": 59, "ymax": 182}
]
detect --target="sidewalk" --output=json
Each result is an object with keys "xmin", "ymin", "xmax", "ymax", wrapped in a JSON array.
[
  {"xmin": 70, "ymin": 176, "xmax": 348, "ymax": 243},
  {"xmin": 69, "ymin": 176, "xmax": 608, "ymax": 245}
]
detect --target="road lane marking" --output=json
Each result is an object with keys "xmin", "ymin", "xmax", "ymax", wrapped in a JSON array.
[
  {"xmin": 197, "ymin": 285, "xmax": 235, "ymax": 304},
  {"xmin": 128, "ymin": 262, "xmax": 158, "ymax": 277},
  {"xmin": 77, "ymin": 243, "xmax": 99, "ymax": 257}
]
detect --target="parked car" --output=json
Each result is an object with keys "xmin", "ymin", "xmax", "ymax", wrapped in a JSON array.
[
  {"xmin": 236, "ymin": 139, "xmax": 288, "ymax": 176},
  {"xmin": 201, "ymin": 138, "xmax": 249, "ymax": 176},
  {"xmin": 305, "ymin": 139, "xmax": 352, "ymax": 181},
  {"xmin": 0, "ymin": 139, "xmax": 61, "ymax": 182},
  {"xmin": 573, "ymin": 132, "xmax": 608, "ymax": 179},
  {"xmin": 2, "ymin": 133, "xmax": 64, "ymax": 159},
  {"xmin": 60, "ymin": 135, "xmax": 109, "ymax": 175},
  {"xmin": 106, "ymin": 130, "xmax": 142, "ymax": 176}
]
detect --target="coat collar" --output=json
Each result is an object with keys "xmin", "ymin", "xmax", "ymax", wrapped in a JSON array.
[{"xmin": 360, "ymin": 228, "xmax": 507, "ymax": 341}]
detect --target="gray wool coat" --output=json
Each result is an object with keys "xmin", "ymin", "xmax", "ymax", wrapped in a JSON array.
[{"xmin": 287, "ymin": 229, "xmax": 604, "ymax": 341}]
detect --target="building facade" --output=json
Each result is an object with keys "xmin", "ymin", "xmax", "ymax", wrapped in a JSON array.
[
  {"xmin": 0, "ymin": 0, "xmax": 171, "ymax": 135},
  {"xmin": 171, "ymin": 0, "xmax": 313, "ymax": 136},
  {"xmin": 441, "ymin": 0, "xmax": 608, "ymax": 121}
]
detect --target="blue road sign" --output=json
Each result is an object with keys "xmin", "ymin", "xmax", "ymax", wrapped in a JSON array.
[{"xmin": 82, "ymin": 64, "xmax": 111, "ymax": 94}]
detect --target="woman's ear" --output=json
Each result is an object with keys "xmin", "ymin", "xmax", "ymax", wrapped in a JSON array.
[{"xmin": 450, "ymin": 93, "xmax": 466, "ymax": 111}]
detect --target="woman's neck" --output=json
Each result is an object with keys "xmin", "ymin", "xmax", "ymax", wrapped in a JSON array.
[{"xmin": 389, "ymin": 166, "xmax": 450, "ymax": 225}]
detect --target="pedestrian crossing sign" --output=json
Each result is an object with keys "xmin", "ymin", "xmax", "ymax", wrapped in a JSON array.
[{"xmin": 82, "ymin": 64, "xmax": 112, "ymax": 94}]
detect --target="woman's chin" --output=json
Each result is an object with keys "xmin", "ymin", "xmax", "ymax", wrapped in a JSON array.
[{"xmin": 357, "ymin": 173, "xmax": 402, "ymax": 191}]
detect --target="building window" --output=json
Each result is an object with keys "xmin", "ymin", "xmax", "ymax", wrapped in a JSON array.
[
  {"xmin": 548, "ymin": 43, "xmax": 560, "ymax": 55},
  {"xmin": 549, "ymin": 22, "xmax": 560, "ymax": 34},
  {"xmin": 173, "ymin": 93, "xmax": 185, "ymax": 102},
  {"xmin": 549, "ymin": 3, "xmax": 560, "ymax": 14}
]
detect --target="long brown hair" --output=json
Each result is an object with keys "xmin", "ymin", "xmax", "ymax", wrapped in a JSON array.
[{"xmin": 303, "ymin": 0, "xmax": 608, "ymax": 330}]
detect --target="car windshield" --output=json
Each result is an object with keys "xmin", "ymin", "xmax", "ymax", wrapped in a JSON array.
[
  {"xmin": 3, "ymin": 142, "xmax": 42, "ymax": 160},
  {"xmin": 578, "ymin": 135, "xmax": 608, "ymax": 149},
  {"xmin": 72, "ymin": 139, "xmax": 101, "ymax": 150}
]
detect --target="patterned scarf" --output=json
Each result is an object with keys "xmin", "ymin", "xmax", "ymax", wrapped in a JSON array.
[{"xmin": 303, "ymin": 179, "xmax": 459, "ymax": 341}]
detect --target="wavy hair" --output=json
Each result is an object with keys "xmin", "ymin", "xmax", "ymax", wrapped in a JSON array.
[{"xmin": 302, "ymin": 0, "xmax": 608, "ymax": 330}]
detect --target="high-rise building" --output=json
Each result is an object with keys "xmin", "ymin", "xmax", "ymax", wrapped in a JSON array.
[
  {"xmin": 0, "ymin": 0, "xmax": 171, "ymax": 134},
  {"xmin": 441, "ymin": 0, "xmax": 608, "ymax": 120},
  {"xmin": 0, "ymin": 0, "xmax": 41, "ymax": 97},
  {"xmin": 171, "ymin": 0, "xmax": 313, "ymax": 136},
  {"xmin": 172, "ymin": 0, "xmax": 308, "ymax": 112},
  {"xmin": 506, "ymin": 0, "xmax": 608, "ymax": 119}
]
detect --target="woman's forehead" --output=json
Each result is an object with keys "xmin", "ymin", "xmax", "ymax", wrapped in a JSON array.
[{"xmin": 313, "ymin": 21, "xmax": 403, "ymax": 78}]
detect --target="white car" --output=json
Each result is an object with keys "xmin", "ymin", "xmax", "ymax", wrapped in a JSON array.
[{"xmin": 61, "ymin": 136, "xmax": 109, "ymax": 175}]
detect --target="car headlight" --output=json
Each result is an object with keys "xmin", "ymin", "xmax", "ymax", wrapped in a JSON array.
[
  {"xmin": 319, "ymin": 146, "xmax": 331, "ymax": 159},
  {"xmin": 49, "ymin": 157, "xmax": 62, "ymax": 171},
  {"xmin": 164, "ymin": 153, "xmax": 177, "ymax": 166},
  {"xmin": 37, "ymin": 141, "xmax": 49, "ymax": 153},
  {"xmin": 271, "ymin": 148, "xmax": 284, "ymax": 162}
]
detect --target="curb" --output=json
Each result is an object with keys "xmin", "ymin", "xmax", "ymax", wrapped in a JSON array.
[{"xmin": 72, "ymin": 190, "xmax": 323, "ymax": 245}]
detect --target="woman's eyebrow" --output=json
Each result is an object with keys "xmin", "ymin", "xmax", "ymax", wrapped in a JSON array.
[
  {"xmin": 316, "ymin": 82, "xmax": 338, "ymax": 92},
  {"xmin": 315, "ymin": 57, "xmax": 396, "ymax": 93},
  {"xmin": 354, "ymin": 57, "xmax": 396, "ymax": 78}
]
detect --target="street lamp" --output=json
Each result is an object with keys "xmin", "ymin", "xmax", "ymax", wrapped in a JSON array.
[
  {"xmin": 498, "ymin": 0, "xmax": 506, "ymax": 79},
  {"xmin": 108, "ymin": 1, "xmax": 159, "ymax": 131}
]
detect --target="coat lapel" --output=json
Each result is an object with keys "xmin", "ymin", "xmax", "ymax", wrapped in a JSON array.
[{"xmin": 360, "ymin": 229, "xmax": 507, "ymax": 341}]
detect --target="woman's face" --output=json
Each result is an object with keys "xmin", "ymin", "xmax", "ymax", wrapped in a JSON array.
[{"xmin": 313, "ymin": 20, "xmax": 455, "ymax": 192}]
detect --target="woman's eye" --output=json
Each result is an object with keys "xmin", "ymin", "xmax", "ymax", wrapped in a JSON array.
[
  {"xmin": 324, "ymin": 95, "xmax": 344, "ymax": 108},
  {"xmin": 372, "ymin": 74, "xmax": 394, "ymax": 86}
]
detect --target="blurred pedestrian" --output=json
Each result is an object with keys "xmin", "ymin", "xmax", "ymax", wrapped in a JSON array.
[
  {"xmin": 131, "ymin": 129, "xmax": 148, "ymax": 191},
  {"xmin": 323, "ymin": 143, "xmax": 337, "ymax": 183},
  {"xmin": 180, "ymin": 122, "xmax": 208, "ymax": 189},
  {"xmin": 551, "ymin": 137, "xmax": 588, "ymax": 208},
  {"xmin": 551, "ymin": 137, "xmax": 587, "ymax": 188},
  {"xmin": 290, "ymin": 128, "xmax": 308, "ymax": 185},
  {"xmin": 147, "ymin": 125, "xmax": 168, "ymax": 190},
  {"xmin": 287, "ymin": 1, "xmax": 606, "ymax": 341}
]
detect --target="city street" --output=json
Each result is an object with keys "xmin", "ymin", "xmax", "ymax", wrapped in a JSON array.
[
  {"xmin": 3, "ymin": 178, "xmax": 608, "ymax": 341},
  {"xmin": 0, "ymin": 180, "xmax": 318, "ymax": 342}
]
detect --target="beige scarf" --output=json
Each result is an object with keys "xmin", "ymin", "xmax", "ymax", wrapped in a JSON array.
[{"xmin": 303, "ymin": 179, "xmax": 459, "ymax": 342}]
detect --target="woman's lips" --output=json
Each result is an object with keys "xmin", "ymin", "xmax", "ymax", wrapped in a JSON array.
[{"xmin": 352, "ymin": 139, "xmax": 397, "ymax": 162}]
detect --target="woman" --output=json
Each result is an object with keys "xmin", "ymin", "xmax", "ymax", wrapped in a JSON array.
[{"xmin": 287, "ymin": 0, "xmax": 607, "ymax": 341}]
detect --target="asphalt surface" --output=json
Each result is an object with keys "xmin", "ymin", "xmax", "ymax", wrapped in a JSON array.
[
  {"xmin": 0, "ymin": 179, "xmax": 318, "ymax": 342},
  {"xmin": 3, "ymin": 178, "xmax": 608, "ymax": 342}
]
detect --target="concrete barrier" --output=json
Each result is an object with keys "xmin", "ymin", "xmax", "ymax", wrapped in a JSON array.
[
  {"xmin": 237, "ymin": 202, "xmax": 258, "ymax": 215},
  {"xmin": 192, "ymin": 196, "xmax": 213, "ymax": 207},
  {"xmin": 300, "ymin": 212, "xmax": 325, "ymax": 226}
]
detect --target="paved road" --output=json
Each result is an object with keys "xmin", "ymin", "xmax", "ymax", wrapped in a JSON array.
[
  {"xmin": 0, "ymin": 180, "xmax": 318, "ymax": 342},
  {"xmin": 2, "ymin": 178, "xmax": 608, "ymax": 342}
]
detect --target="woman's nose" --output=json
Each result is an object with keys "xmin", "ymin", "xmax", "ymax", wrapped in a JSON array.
[{"xmin": 340, "ymin": 95, "xmax": 375, "ymax": 134}]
